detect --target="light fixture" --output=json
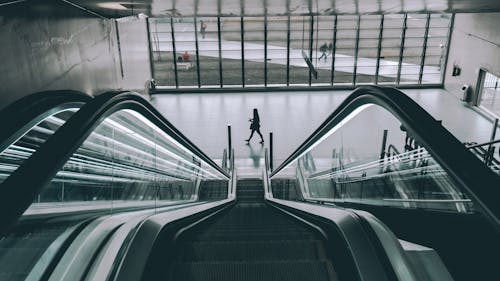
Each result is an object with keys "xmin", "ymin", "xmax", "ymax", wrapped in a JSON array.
[{"xmin": 97, "ymin": 2, "xmax": 127, "ymax": 10}]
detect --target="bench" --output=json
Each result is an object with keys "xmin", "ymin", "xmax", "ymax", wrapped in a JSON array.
[{"xmin": 174, "ymin": 62, "xmax": 194, "ymax": 71}]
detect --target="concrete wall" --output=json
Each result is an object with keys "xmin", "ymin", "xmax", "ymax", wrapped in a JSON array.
[
  {"xmin": 0, "ymin": 15, "xmax": 119, "ymax": 110},
  {"xmin": 0, "ymin": 1, "xmax": 152, "ymax": 111},
  {"xmin": 445, "ymin": 13, "xmax": 500, "ymax": 99}
]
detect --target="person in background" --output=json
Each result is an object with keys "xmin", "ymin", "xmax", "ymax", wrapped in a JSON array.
[
  {"xmin": 182, "ymin": 51, "xmax": 190, "ymax": 61},
  {"xmin": 246, "ymin": 108, "xmax": 264, "ymax": 144},
  {"xmin": 319, "ymin": 42, "xmax": 329, "ymax": 61},
  {"xmin": 200, "ymin": 20, "xmax": 207, "ymax": 39}
]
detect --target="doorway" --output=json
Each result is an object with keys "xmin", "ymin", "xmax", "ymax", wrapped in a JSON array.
[{"xmin": 475, "ymin": 69, "xmax": 500, "ymax": 117}]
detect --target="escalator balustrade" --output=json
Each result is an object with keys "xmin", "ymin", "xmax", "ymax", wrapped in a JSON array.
[{"xmin": 163, "ymin": 179, "xmax": 337, "ymax": 281}]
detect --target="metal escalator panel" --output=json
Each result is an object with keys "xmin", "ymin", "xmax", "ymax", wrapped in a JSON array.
[{"xmin": 270, "ymin": 86, "xmax": 500, "ymax": 226}]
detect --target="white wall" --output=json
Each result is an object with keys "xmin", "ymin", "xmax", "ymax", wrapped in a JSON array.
[{"xmin": 445, "ymin": 13, "xmax": 500, "ymax": 99}]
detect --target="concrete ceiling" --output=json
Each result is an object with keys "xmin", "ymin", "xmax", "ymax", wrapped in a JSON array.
[{"xmin": 1, "ymin": 0, "xmax": 500, "ymax": 18}]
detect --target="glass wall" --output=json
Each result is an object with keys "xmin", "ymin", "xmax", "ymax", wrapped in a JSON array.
[
  {"xmin": 221, "ymin": 17, "xmax": 243, "ymax": 86},
  {"xmin": 149, "ymin": 13, "xmax": 452, "ymax": 89},
  {"xmin": 478, "ymin": 70, "xmax": 500, "ymax": 117}
]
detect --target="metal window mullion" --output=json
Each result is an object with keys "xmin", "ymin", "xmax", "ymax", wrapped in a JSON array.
[
  {"xmin": 217, "ymin": 17, "xmax": 223, "ymax": 88},
  {"xmin": 308, "ymin": 15, "xmax": 314, "ymax": 86},
  {"xmin": 396, "ymin": 14, "xmax": 408, "ymax": 86},
  {"xmin": 170, "ymin": 17, "xmax": 179, "ymax": 88},
  {"xmin": 375, "ymin": 15, "xmax": 384, "ymax": 84},
  {"xmin": 418, "ymin": 14, "xmax": 431, "ymax": 85},
  {"xmin": 286, "ymin": 14, "xmax": 291, "ymax": 87},
  {"xmin": 241, "ymin": 16, "xmax": 245, "ymax": 87},
  {"xmin": 114, "ymin": 20, "xmax": 124, "ymax": 78},
  {"xmin": 353, "ymin": 15, "xmax": 361, "ymax": 85},
  {"xmin": 441, "ymin": 14, "xmax": 455, "ymax": 85},
  {"xmin": 194, "ymin": 16, "xmax": 201, "ymax": 88},
  {"xmin": 146, "ymin": 18, "xmax": 155, "ymax": 80},
  {"xmin": 330, "ymin": 15, "xmax": 337, "ymax": 86},
  {"xmin": 264, "ymin": 14, "xmax": 268, "ymax": 87}
]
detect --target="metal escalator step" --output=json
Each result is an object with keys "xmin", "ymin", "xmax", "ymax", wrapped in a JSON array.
[
  {"xmin": 171, "ymin": 260, "xmax": 335, "ymax": 281},
  {"xmin": 187, "ymin": 229, "xmax": 316, "ymax": 241},
  {"xmin": 178, "ymin": 240, "xmax": 323, "ymax": 261}
]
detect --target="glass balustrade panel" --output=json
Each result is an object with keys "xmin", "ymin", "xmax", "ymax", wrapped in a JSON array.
[{"xmin": 271, "ymin": 104, "xmax": 474, "ymax": 213}]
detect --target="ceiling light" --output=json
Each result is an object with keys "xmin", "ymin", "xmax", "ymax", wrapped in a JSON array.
[{"xmin": 97, "ymin": 3, "xmax": 127, "ymax": 10}]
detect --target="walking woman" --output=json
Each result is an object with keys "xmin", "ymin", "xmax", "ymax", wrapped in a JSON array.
[{"xmin": 246, "ymin": 108, "xmax": 264, "ymax": 144}]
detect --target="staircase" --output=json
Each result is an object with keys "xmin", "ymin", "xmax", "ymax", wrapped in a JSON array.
[{"xmin": 169, "ymin": 179, "xmax": 338, "ymax": 281}]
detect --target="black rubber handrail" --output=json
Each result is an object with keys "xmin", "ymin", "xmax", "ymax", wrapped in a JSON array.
[
  {"xmin": 0, "ymin": 90, "xmax": 91, "ymax": 153},
  {"xmin": 0, "ymin": 91, "xmax": 229, "ymax": 233},
  {"xmin": 270, "ymin": 86, "xmax": 500, "ymax": 230}
]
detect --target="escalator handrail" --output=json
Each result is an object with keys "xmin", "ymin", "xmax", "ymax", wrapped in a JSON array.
[
  {"xmin": 113, "ymin": 198, "xmax": 234, "ymax": 281},
  {"xmin": 267, "ymin": 197, "xmax": 412, "ymax": 281},
  {"xmin": 270, "ymin": 85, "xmax": 500, "ymax": 228},
  {"xmin": 0, "ymin": 90, "xmax": 91, "ymax": 153},
  {"xmin": 0, "ymin": 91, "xmax": 229, "ymax": 232}
]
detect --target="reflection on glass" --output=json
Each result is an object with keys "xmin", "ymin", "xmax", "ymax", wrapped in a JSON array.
[
  {"xmin": 149, "ymin": 14, "xmax": 451, "ymax": 88},
  {"xmin": 333, "ymin": 16, "xmax": 357, "ymax": 85},
  {"xmin": 28, "ymin": 109, "xmax": 229, "ymax": 215},
  {"xmin": 400, "ymin": 14, "xmax": 427, "ymax": 84},
  {"xmin": 174, "ymin": 18, "xmax": 198, "ymax": 87},
  {"xmin": 244, "ymin": 16, "xmax": 265, "ymax": 86},
  {"xmin": 312, "ymin": 15, "xmax": 335, "ymax": 85},
  {"xmin": 378, "ymin": 14, "xmax": 404, "ymax": 85},
  {"xmin": 150, "ymin": 18, "xmax": 176, "ymax": 87},
  {"xmin": 422, "ymin": 14, "xmax": 451, "ymax": 84},
  {"xmin": 0, "ymin": 108, "xmax": 79, "ymax": 184},
  {"xmin": 271, "ymin": 104, "xmax": 473, "ymax": 213},
  {"xmin": 0, "ymin": 108, "xmax": 229, "ymax": 281},
  {"xmin": 221, "ymin": 17, "xmax": 243, "ymax": 86},
  {"xmin": 479, "ymin": 71, "xmax": 500, "ymax": 117},
  {"xmin": 289, "ymin": 15, "xmax": 310, "ymax": 86},
  {"xmin": 356, "ymin": 15, "xmax": 382, "ymax": 84},
  {"xmin": 267, "ymin": 16, "xmax": 288, "ymax": 86}
]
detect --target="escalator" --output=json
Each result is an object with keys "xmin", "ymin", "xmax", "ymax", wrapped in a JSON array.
[
  {"xmin": 161, "ymin": 179, "xmax": 336, "ymax": 281},
  {"xmin": 268, "ymin": 86, "xmax": 500, "ymax": 281},
  {"xmin": 0, "ymin": 90, "xmax": 232, "ymax": 281},
  {"xmin": 0, "ymin": 86, "xmax": 498, "ymax": 281}
]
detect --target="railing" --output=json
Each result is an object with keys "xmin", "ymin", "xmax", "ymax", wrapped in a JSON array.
[
  {"xmin": 0, "ymin": 90, "xmax": 91, "ymax": 153},
  {"xmin": 0, "ymin": 91, "xmax": 229, "ymax": 232},
  {"xmin": 0, "ymin": 91, "xmax": 91, "ymax": 185},
  {"xmin": 269, "ymin": 86, "xmax": 500, "ymax": 229},
  {"xmin": 466, "ymin": 139, "xmax": 500, "ymax": 173}
]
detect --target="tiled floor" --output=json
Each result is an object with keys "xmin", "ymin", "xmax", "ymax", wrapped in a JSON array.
[{"xmin": 151, "ymin": 88, "xmax": 497, "ymax": 177}]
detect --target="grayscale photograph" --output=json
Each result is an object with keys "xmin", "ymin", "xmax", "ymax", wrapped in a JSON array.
[{"xmin": 0, "ymin": 0, "xmax": 499, "ymax": 280}]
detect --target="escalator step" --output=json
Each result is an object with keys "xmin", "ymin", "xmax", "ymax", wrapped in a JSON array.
[
  {"xmin": 178, "ymin": 240, "xmax": 323, "ymax": 261},
  {"xmin": 187, "ymin": 232, "xmax": 316, "ymax": 241},
  {"xmin": 171, "ymin": 260, "xmax": 336, "ymax": 281}
]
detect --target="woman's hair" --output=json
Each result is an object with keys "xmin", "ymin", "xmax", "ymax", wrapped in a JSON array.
[{"xmin": 253, "ymin": 108, "xmax": 259, "ymax": 119}]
